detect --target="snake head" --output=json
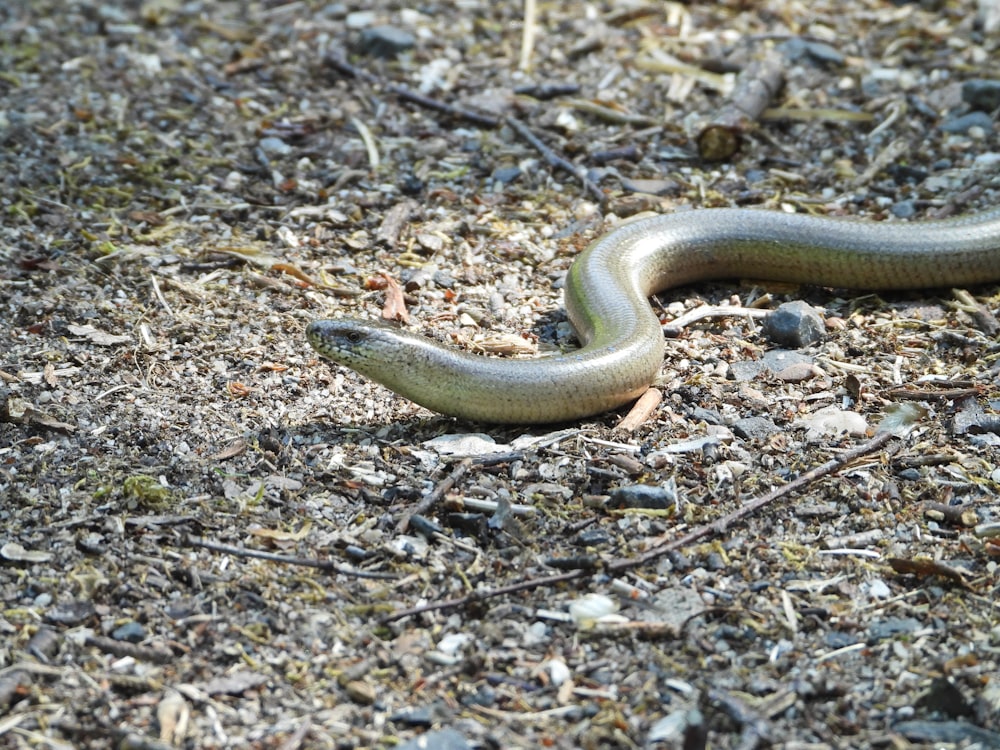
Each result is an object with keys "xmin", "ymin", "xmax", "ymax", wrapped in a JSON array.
[{"xmin": 306, "ymin": 318, "xmax": 402, "ymax": 369}]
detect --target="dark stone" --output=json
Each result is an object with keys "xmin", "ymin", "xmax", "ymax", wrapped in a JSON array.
[
  {"xmin": 575, "ymin": 528, "xmax": 611, "ymax": 547},
  {"xmin": 409, "ymin": 514, "xmax": 444, "ymax": 538},
  {"xmin": 961, "ymin": 78, "xmax": 1000, "ymax": 112},
  {"xmin": 762, "ymin": 300, "xmax": 825, "ymax": 348},
  {"xmin": 802, "ymin": 40, "xmax": 846, "ymax": 66},
  {"xmin": 460, "ymin": 685, "xmax": 497, "ymax": 707},
  {"xmin": 389, "ymin": 706, "xmax": 434, "ymax": 727},
  {"xmin": 400, "ymin": 174, "xmax": 424, "ymax": 195},
  {"xmin": 915, "ymin": 677, "xmax": 974, "ymax": 718},
  {"xmin": 688, "ymin": 406, "xmax": 724, "ymax": 424},
  {"xmin": 609, "ymin": 484, "xmax": 674, "ymax": 510},
  {"xmin": 778, "ymin": 37, "xmax": 845, "ymax": 67},
  {"xmin": 358, "ymin": 25, "xmax": 416, "ymax": 59},
  {"xmin": 704, "ymin": 552, "xmax": 726, "ymax": 571}
]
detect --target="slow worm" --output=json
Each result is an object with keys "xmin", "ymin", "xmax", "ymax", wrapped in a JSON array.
[{"xmin": 307, "ymin": 206, "xmax": 1000, "ymax": 424}]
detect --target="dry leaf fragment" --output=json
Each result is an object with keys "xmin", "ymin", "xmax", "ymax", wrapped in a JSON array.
[
  {"xmin": 0, "ymin": 397, "xmax": 77, "ymax": 432},
  {"xmin": 380, "ymin": 273, "xmax": 410, "ymax": 323},
  {"xmin": 248, "ymin": 520, "xmax": 312, "ymax": 549},
  {"xmin": 43, "ymin": 362, "xmax": 57, "ymax": 387},
  {"xmin": 1, "ymin": 542, "xmax": 55, "ymax": 563},
  {"xmin": 271, "ymin": 262, "xmax": 319, "ymax": 287},
  {"xmin": 157, "ymin": 689, "xmax": 191, "ymax": 744},
  {"xmin": 66, "ymin": 323, "xmax": 131, "ymax": 346},
  {"xmin": 197, "ymin": 671, "xmax": 268, "ymax": 696},
  {"xmin": 209, "ymin": 440, "xmax": 247, "ymax": 460}
]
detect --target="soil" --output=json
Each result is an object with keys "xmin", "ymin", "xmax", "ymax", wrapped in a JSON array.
[{"xmin": 1, "ymin": 0, "xmax": 999, "ymax": 748}]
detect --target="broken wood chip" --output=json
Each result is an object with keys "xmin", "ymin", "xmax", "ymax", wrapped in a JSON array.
[{"xmin": 887, "ymin": 557, "xmax": 972, "ymax": 589}]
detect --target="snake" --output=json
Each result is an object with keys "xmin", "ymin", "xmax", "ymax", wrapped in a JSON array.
[{"xmin": 306, "ymin": 206, "xmax": 1000, "ymax": 424}]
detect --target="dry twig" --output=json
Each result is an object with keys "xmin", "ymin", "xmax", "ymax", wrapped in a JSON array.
[
  {"xmin": 697, "ymin": 47, "xmax": 786, "ymax": 161},
  {"xmin": 183, "ymin": 535, "xmax": 397, "ymax": 580},
  {"xmin": 323, "ymin": 55, "xmax": 606, "ymax": 205},
  {"xmin": 382, "ymin": 431, "xmax": 897, "ymax": 622}
]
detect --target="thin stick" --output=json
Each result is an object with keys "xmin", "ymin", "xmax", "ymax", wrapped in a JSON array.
[
  {"xmin": 183, "ymin": 535, "xmax": 397, "ymax": 580},
  {"xmin": 325, "ymin": 55, "xmax": 500, "ymax": 128},
  {"xmin": 396, "ymin": 457, "xmax": 473, "ymax": 533},
  {"xmin": 605, "ymin": 430, "xmax": 896, "ymax": 573},
  {"xmin": 504, "ymin": 116, "xmax": 606, "ymax": 205},
  {"xmin": 382, "ymin": 569, "xmax": 587, "ymax": 623},
  {"xmin": 520, "ymin": 0, "xmax": 537, "ymax": 72},
  {"xmin": 380, "ymin": 431, "xmax": 897, "ymax": 622},
  {"xmin": 323, "ymin": 55, "xmax": 606, "ymax": 205}
]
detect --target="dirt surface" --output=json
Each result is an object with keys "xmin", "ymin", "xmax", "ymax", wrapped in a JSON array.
[{"xmin": 2, "ymin": 0, "xmax": 1000, "ymax": 748}]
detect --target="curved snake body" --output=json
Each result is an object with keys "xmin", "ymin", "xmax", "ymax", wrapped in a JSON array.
[{"xmin": 307, "ymin": 207, "xmax": 1000, "ymax": 424}]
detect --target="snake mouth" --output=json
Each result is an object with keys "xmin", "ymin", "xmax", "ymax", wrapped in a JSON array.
[{"xmin": 305, "ymin": 320, "xmax": 350, "ymax": 361}]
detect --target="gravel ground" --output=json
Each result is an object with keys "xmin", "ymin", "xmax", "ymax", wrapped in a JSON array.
[{"xmin": 1, "ymin": 1, "xmax": 999, "ymax": 748}]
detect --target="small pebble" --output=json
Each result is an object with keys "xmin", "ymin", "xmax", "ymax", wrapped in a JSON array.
[
  {"xmin": 890, "ymin": 199, "xmax": 917, "ymax": 219},
  {"xmin": 396, "ymin": 728, "xmax": 470, "ymax": 750},
  {"xmin": 868, "ymin": 617, "xmax": 921, "ymax": 642},
  {"xmin": 961, "ymin": 78, "xmax": 1000, "ymax": 112},
  {"xmin": 44, "ymin": 600, "xmax": 96, "ymax": 626},
  {"xmin": 762, "ymin": 300, "xmax": 825, "ymax": 348},
  {"xmin": 732, "ymin": 416, "xmax": 779, "ymax": 441},
  {"xmin": 257, "ymin": 136, "xmax": 292, "ymax": 156},
  {"xmin": 609, "ymin": 483, "xmax": 675, "ymax": 510},
  {"xmin": 27, "ymin": 627, "xmax": 61, "ymax": 661},
  {"xmin": 728, "ymin": 359, "xmax": 769, "ymax": 382},
  {"xmin": 358, "ymin": 25, "xmax": 416, "ymax": 58},
  {"xmin": 916, "ymin": 677, "xmax": 974, "ymax": 718},
  {"xmin": 389, "ymin": 706, "xmax": 435, "ymax": 727},
  {"xmin": 112, "ymin": 621, "xmax": 147, "ymax": 643},
  {"xmin": 575, "ymin": 528, "xmax": 611, "ymax": 547},
  {"xmin": 344, "ymin": 679, "xmax": 376, "ymax": 705},
  {"xmin": 490, "ymin": 166, "xmax": 522, "ymax": 184},
  {"xmin": 344, "ymin": 10, "xmax": 377, "ymax": 28},
  {"xmin": 688, "ymin": 406, "xmax": 724, "ymax": 424},
  {"xmin": 939, "ymin": 111, "xmax": 994, "ymax": 134},
  {"xmin": 823, "ymin": 630, "xmax": 859, "ymax": 649},
  {"xmin": 620, "ymin": 177, "xmax": 681, "ymax": 196}
]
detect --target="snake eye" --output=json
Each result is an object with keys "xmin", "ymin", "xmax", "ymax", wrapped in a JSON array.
[{"xmin": 346, "ymin": 331, "xmax": 363, "ymax": 344}]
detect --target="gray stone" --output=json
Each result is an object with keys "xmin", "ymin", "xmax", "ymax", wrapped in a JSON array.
[
  {"xmin": 961, "ymin": 78, "xmax": 1000, "ymax": 112},
  {"xmin": 940, "ymin": 111, "xmax": 994, "ymax": 134},
  {"xmin": 732, "ymin": 416, "xmax": 779, "ymax": 441},
  {"xmin": 610, "ymin": 483, "xmax": 675, "ymax": 510},
  {"xmin": 396, "ymin": 728, "xmax": 470, "ymax": 750},
  {"xmin": 358, "ymin": 25, "xmax": 416, "ymax": 58},
  {"xmin": 491, "ymin": 166, "xmax": 522, "ymax": 184},
  {"xmin": 762, "ymin": 300, "xmax": 825, "ymax": 348}
]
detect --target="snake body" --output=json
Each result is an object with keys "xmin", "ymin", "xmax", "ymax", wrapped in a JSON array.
[{"xmin": 307, "ymin": 206, "xmax": 1000, "ymax": 424}]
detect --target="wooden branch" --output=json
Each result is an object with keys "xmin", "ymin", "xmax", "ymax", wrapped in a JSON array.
[
  {"xmin": 696, "ymin": 47, "xmax": 786, "ymax": 161},
  {"xmin": 380, "ymin": 431, "xmax": 898, "ymax": 622},
  {"xmin": 323, "ymin": 54, "xmax": 606, "ymax": 205}
]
